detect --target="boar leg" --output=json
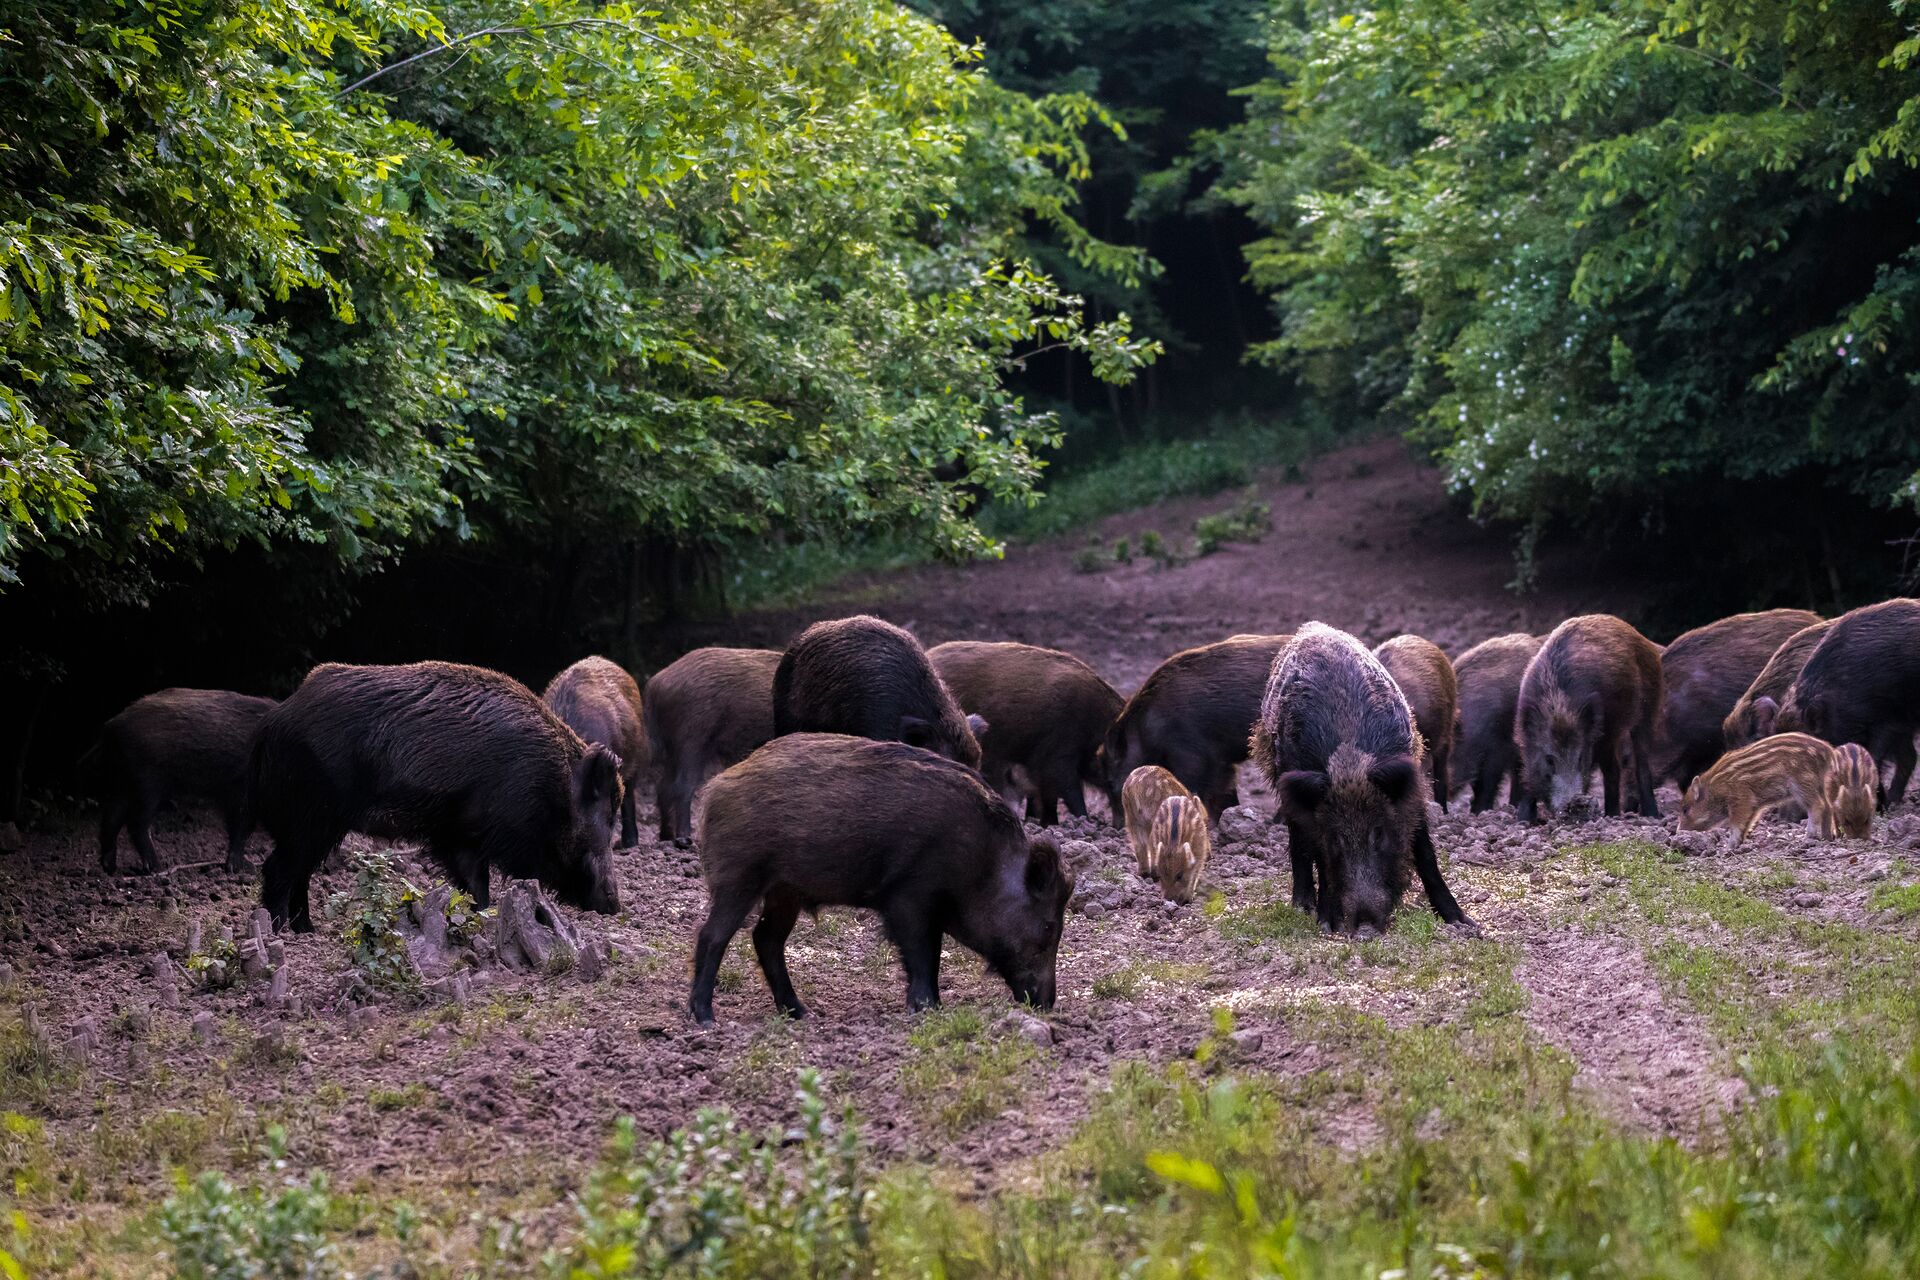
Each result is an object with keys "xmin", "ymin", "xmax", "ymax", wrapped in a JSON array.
[
  {"xmin": 1874, "ymin": 728, "xmax": 1915, "ymax": 809},
  {"xmin": 689, "ymin": 888, "xmax": 758, "ymax": 1025},
  {"xmin": 619, "ymin": 786, "xmax": 640, "ymax": 850},
  {"xmin": 1631, "ymin": 723, "xmax": 1661, "ymax": 818},
  {"xmin": 883, "ymin": 906, "xmax": 943, "ymax": 1012},
  {"xmin": 262, "ymin": 838, "xmax": 325, "ymax": 933},
  {"xmin": 221, "ymin": 803, "xmax": 253, "ymax": 875},
  {"xmin": 97, "ymin": 793, "xmax": 127, "ymax": 873},
  {"xmin": 1282, "ymin": 819, "xmax": 1318, "ymax": 916},
  {"xmin": 1596, "ymin": 736, "xmax": 1623, "ymax": 818},
  {"xmin": 1430, "ymin": 742, "xmax": 1451, "ymax": 813},
  {"xmin": 655, "ymin": 769, "xmax": 680, "ymax": 841},
  {"xmin": 750, "ymin": 890, "xmax": 806, "ymax": 1019},
  {"xmin": 1411, "ymin": 819, "xmax": 1474, "ymax": 930},
  {"xmin": 123, "ymin": 781, "xmax": 163, "ymax": 874}
]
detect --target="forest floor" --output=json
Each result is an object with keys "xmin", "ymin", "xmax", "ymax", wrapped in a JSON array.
[{"xmin": 4, "ymin": 436, "xmax": 1919, "ymax": 1274}]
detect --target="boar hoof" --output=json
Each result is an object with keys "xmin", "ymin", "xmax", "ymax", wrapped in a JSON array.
[
  {"xmin": 672, "ymin": 837, "xmax": 693, "ymax": 851},
  {"xmin": 224, "ymin": 853, "xmax": 250, "ymax": 875},
  {"xmin": 776, "ymin": 1001, "xmax": 808, "ymax": 1021},
  {"xmin": 689, "ymin": 1004, "xmax": 716, "ymax": 1027},
  {"xmin": 1447, "ymin": 918, "xmax": 1484, "ymax": 940},
  {"xmin": 1353, "ymin": 924, "xmax": 1381, "ymax": 941}
]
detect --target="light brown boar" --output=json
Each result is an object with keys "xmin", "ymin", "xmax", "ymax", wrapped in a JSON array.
[
  {"xmin": 1516, "ymin": 615, "xmax": 1664, "ymax": 822},
  {"xmin": 1677, "ymin": 732, "xmax": 1845, "ymax": 843},
  {"xmin": 1824, "ymin": 742, "xmax": 1877, "ymax": 839},
  {"xmin": 1373, "ymin": 634, "xmax": 1458, "ymax": 810},
  {"xmin": 1122, "ymin": 765, "xmax": 1190, "ymax": 878},
  {"xmin": 1146, "ymin": 792, "xmax": 1212, "ymax": 904},
  {"xmin": 543, "ymin": 656, "xmax": 648, "ymax": 849}
]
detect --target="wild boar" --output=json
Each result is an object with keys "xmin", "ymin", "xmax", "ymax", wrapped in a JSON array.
[
  {"xmin": 1825, "ymin": 742, "xmax": 1877, "ymax": 839},
  {"xmin": 773, "ymin": 616, "xmax": 983, "ymax": 768},
  {"xmin": 1373, "ymin": 634, "xmax": 1459, "ymax": 810},
  {"xmin": 928, "ymin": 640, "xmax": 1123, "ymax": 825},
  {"xmin": 93, "ymin": 688, "xmax": 279, "ymax": 874},
  {"xmin": 1776, "ymin": 598, "xmax": 1920, "ymax": 807},
  {"xmin": 1147, "ymin": 792, "xmax": 1212, "ymax": 904},
  {"xmin": 1677, "ymin": 732, "xmax": 1845, "ymax": 843},
  {"xmin": 1122, "ymin": 765, "xmax": 1190, "ymax": 878},
  {"xmin": 1515, "ymin": 615, "xmax": 1664, "ymax": 822},
  {"xmin": 688, "ymin": 733, "xmax": 1072, "ymax": 1025},
  {"xmin": 1722, "ymin": 621, "xmax": 1832, "ymax": 748},
  {"xmin": 543, "ymin": 656, "xmax": 649, "ymax": 848},
  {"xmin": 644, "ymin": 647, "xmax": 781, "ymax": 844},
  {"xmin": 1450, "ymin": 633, "xmax": 1541, "ymax": 814},
  {"xmin": 251, "ymin": 662, "xmax": 622, "ymax": 931},
  {"xmin": 1100, "ymin": 634, "xmax": 1293, "ymax": 818},
  {"xmin": 1251, "ymin": 623, "xmax": 1475, "ymax": 935},
  {"xmin": 1656, "ymin": 609, "xmax": 1821, "ymax": 789}
]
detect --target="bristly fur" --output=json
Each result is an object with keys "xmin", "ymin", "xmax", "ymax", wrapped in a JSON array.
[{"xmin": 1251, "ymin": 622, "xmax": 1421, "ymax": 781}]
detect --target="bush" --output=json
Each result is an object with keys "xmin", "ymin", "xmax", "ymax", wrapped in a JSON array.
[
  {"xmin": 161, "ymin": 1150, "xmax": 338, "ymax": 1280},
  {"xmin": 1193, "ymin": 497, "xmax": 1272, "ymax": 555}
]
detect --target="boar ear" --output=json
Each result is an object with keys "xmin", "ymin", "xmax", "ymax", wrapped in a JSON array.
[
  {"xmin": 1753, "ymin": 696, "xmax": 1778, "ymax": 738},
  {"xmin": 1277, "ymin": 770, "xmax": 1329, "ymax": 817},
  {"xmin": 574, "ymin": 745, "xmax": 620, "ymax": 808},
  {"xmin": 967, "ymin": 713, "xmax": 989, "ymax": 740},
  {"xmin": 899, "ymin": 715, "xmax": 934, "ymax": 749},
  {"xmin": 1026, "ymin": 833, "xmax": 1068, "ymax": 894},
  {"xmin": 1369, "ymin": 756, "xmax": 1419, "ymax": 803}
]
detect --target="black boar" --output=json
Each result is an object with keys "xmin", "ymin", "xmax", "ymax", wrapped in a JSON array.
[
  {"xmin": 1777, "ymin": 598, "xmax": 1920, "ymax": 806},
  {"xmin": 773, "ymin": 616, "xmax": 983, "ymax": 768},
  {"xmin": 543, "ymin": 656, "xmax": 649, "ymax": 849},
  {"xmin": 1251, "ymin": 623, "xmax": 1475, "ymax": 936},
  {"xmin": 1450, "ymin": 633, "xmax": 1540, "ymax": 814},
  {"xmin": 643, "ymin": 647, "xmax": 781, "ymax": 844},
  {"xmin": 1656, "ymin": 609, "xmax": 1821, "ymax": 789},
  {"xmin": 688, "ymin": 733, "xmax": 1073, "ymax": 1025},
  {"xmin": 928, "ymin": 640, "xmax": 1122, "ymax": 825},
  {"xmin": 1372, "ymin": 634, "xmax": 1458, "ymax": 810},
  {"xmin": 1722, "ymin": 620, "xmax": 1830, "ymax": 749},
  {"xmin": 93, "ymin": 688, "xmax": 279, "ymax": 874},
  {"xmin": 251, "ymin": 662, "xmax": 622, "ymax": 932},
  {"xmin": 1099, "ymin": 634, "xmax": 1293, "ymax": 818},
  {"xmin": 1515, "ymin": 615, "xmax": 1664, "ymax": 822}
]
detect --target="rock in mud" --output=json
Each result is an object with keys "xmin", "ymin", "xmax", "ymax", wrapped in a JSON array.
[
  {"xmin": 0, "ymin": 822, "xmax": 21, "ymax": 852},
  {"xmin": 1227, "ymin": 1028, "xmax": 1265, "ymax": 1056},
  {"xmin": 268, "ymin": 965, "xmax": 292, "ymax": 1008},
  {"xmin": 0, "ymin": 962, "xmax": 13, "ymax": 989},
  {"xmin": 1007, "ymin": 1012, "xmax": 1056, "ymax": 1049},
  {"xmin": 191, "ymin": 1011, "xmax": 216, "ymax": 1044},
  {"xmin": 1217, "ymin": 806, "xmax": 1264, "ymax": 845}
]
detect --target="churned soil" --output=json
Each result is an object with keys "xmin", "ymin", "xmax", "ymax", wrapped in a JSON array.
[{"xmin": 4, "ymin": 435, "xmax": 1915, "ymax": 1254}]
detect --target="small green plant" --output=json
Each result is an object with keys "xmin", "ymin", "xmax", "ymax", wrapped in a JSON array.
[
  {"xmin": 368, "ymin": 1083, "xmax": 428, "ymax": 1113},
  {"xmin": 558, "ymin": 1070, "xmax": 870, "ymax": 1278},
  {"xmin": 185, "ymin": 934, "xmax": 239, "ymax": 991},
  {"xmin": 327, "ymin": 851, "xmax": 418, "ymax": 998},
  {"xmin": 160, "ymin": 1132, "xmax": 339, "ymax": 1280},
  {"xmin": 1193, "ymin": 496, "xmax": 1272, "ymax": 555},
  {"xmin": 1869, "ymin": 880, "xmax": 1920, "ymax": 919},
  {"xmin": 900, "ymin": 1007, "xmax": 1038, "ymax": 1134},
  {"xmin": 1137, "ymin": 528, "xmax": 1183, "ymax": 568},
  {"xmin": 1071, "ymin": 547, "xmax": 1104, "ymax": 574},
  {"xmin": 1111, "ymin": 536, "xmax": 1132, "ymax": 564}
]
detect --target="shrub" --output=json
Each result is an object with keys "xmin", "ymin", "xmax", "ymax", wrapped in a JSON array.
[
  {"xmin": 161, "ymin": 1147, "xmax": 338, "ymax": 1280},
  {"xmin": 1193, "ymin": 497, "xmax": 1272, "ymax": 555}
]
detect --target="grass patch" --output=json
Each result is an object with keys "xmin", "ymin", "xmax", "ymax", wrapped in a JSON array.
[
  {"xmin": 1870, "ymin": 880, "xmax": 1920, "ymax": 919},
  {"xmin": 367, "ymin": 1083, "xmax": 429, "ymax": 1113},
  {"xmin": 898, "ymin": 1005, "xmax": 1038, "ymax": 1136},
  {"xmin": 1090, "ymin": 961, "xmax": 1209, "ymax": 1001}
]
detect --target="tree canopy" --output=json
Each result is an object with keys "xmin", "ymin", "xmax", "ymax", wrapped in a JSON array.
[
  {"xmin": 1218, "ymin": 0, "xmax": 1920, "ymax": 574},
  {"xmin": 0, "ymin": 0, "xmax": 1156, "ymax": 609}
]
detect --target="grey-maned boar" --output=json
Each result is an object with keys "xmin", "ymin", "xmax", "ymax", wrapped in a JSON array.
[
  {"xmin": 1373, "ymin": 634, "xmax": 1458, "ymax": 810},
  {"xmin": 1515, "ymin": 614, "xmax": 1664, "ymax": 822},
  {"xmin": 543, "ymin": 656, "xmax": 649, "ymax": 849},
  {"xmin": 251, "ymin": 662, "xmax": 622, "ymax": 932},
  {"xmin": 1251, "ymin": 623, "xmax": 1475, "ymax": 936},
  {"xmin": 94, "ymin": 688, "xmax": 279, "ymax": 874},
  {"xmin": 1100, "ymin": 634, "xmax": 1292, "ymax": 817},
  {"xmin": 644, "ymin": 647, "xmax": 780, "ymax": 844},
  {"xmin": 773, "ymin": 616, "xmax": 983, "ymax": 768},
  {"xmin": 1656, "ymin": 609, "xmax": 1821, "ymax": 789},
  {"xmin": 1777, "ymin": 598, "xmax": 1920, "ymax": 806},
  {"xmin": 928, "ymin": 640, "xmax": 1122, "ymax": 825},
  {"xmin": 1450, "ymin": 633, "xmax": 1541, "ymax": 814},
  {"xmin": 1722, "ymin": 621, "xmax": 1831, "ymax": 749},
  {"xmin": 688, "ymin": 734, "xmax": 1072, "ymax": 1025}
]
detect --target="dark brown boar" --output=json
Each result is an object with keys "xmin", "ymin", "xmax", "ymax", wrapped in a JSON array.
[
  {"xmin": 251, "ymin": 662, "xmax": 622, "ymax": 932},
  {"xmin": 1722, "ymin": 621, "xmax": 1831, "ymax": 748},
  {"xmin": 1251, "ymin": 623, "xmax": 1474, "ymax": 936},
  {"xmin": 1515, "ymin": 615, "xmax": 1664, "ymax": 822},
  {"xmin": 1099, "ymin": 634, "xmax": 1293, "ymax": 818},
  {"xmin": 1372, "ymin": 634, "xmax": 1458, "ymax": 810},
  {"xmin": 93, "ymin": 689, "xmax": 279, "ymax": 874},
  {"xmin": 1776, "ymin": 598, "xmax": 1920, "ymax": 806},
  {"xmin": 1450, "ymin": 633, "xmax": 1540, "ymax": 813},
  {"xmin": 773, "ymin": 616, "xmax": 983, "ymax": 768},
  {"xmin": 1656, "ymin": 609, "xmax": 1821, "ymax": 789},
  {"xmin": 643, "ymin": 647, "xmax": 780, "ymax": 844},
  {"xmin": 928, "ymin": 640, "xmax": 1122, "ymax": 826},
  {"xmin": 543, "ymin": 656, "xmax": 649, "ymax": 849},
  {"xmin": 688, "ymin": 733, "xmax": 1072, "ymax": 1025}
]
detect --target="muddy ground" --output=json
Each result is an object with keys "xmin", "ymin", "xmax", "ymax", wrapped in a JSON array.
[{"xmin": 3, "ymin": 436, "xmax": 1916, "ymax": 1270}]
